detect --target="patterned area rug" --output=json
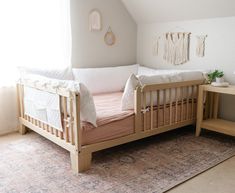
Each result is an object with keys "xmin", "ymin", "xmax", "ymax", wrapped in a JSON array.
[{"xmin": 0, "ymin": 127, "xmax": 235, "ymax": 193}]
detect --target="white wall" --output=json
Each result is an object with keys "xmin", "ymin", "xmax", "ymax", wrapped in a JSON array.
[
  {"xmin": 137, "ymin": 16, "xmax": 235, "ymax": 121},
  {"xmin": 0, "ymin": 87, "xmax": 18, "ymax": 135},
  {"xmin": 70, "ymin": 0, "xmax": 137, "ymax": 68},
  {"xmin": 121, "ymin": 0, "xmax": 235, "ymax": 24}
]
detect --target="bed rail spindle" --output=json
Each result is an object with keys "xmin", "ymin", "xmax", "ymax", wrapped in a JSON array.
[
  {"xmin": 70, "ymin": 98, "xmax": 75, "ymax": 145},
  {"xmin": 191, "ymin": 85, "xmax": 195, "ymax": 119},
  {"xmin": 163, "ymin": 89, "xmax": 166, "ymax": 126},
  {"xmin": 156, "ymin": 90, "xmax": 159, "ymax": 128},
  {"xmin": 134, "ymin": 87, "xmax": 142, "ymax": 133},
  {"xmin": 50, "ymin": 126, "xmax": 54, "ymax": 135},
  {"xmin": 181, "ymin": 87, "xmax": 184, "ymax": 122},
  {"xmin": 55, "ymin": 129, "xmax": 59, "ymax": 137},
  {"xmin": 150, "ymin": 91, "xmax": 153, "ymax": 130},
  {"xmin": 169, "ymin": 88, "xmax": 172, "ymax": 125},
  {"xmin": 42, "ymin": 123, "xmax": 46, "ymax": 130},
  {"xmin": 195, "ymin": 85, "xmax": 199, "ymax": 119},
  {"xmin": 59, "ymin": 131, "xmax": 63, "ymax": 139},
  {"xmin": 62, "ymin": 96, "xmax": 69, "ymax": 143},
  {"xmin": 175, "ymin": 88, "xmax": 178, "ymax": 123},
  {"xmin": 186, "ymin": 86, "xmax": 190, "ymax": 120},
  {"xmin": 143, "ymin": 92, "xmax": 147, "ymax": 131},
  {"xmin": 46, "ymin": 124, "xmax": 49, "ymax": 132}
]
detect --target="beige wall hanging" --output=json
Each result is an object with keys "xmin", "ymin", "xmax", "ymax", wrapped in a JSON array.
[
  {"xmin": 163, "ymin": 32, "xmax": 191, "ymax": 65},
  {"xmin": 196, "ymin": 35, "xmax": 207, "ymax": 57},
  {"xmin": 89, "ymin": 9, "xmax": 102, "ymax": 31},
  {"xmin": 104, "ymin": 27, "xmax": 116, "ymax": 46},
  {"xmin": 153, "ymin": 36, "xmax": 161, "ymax": 56}
]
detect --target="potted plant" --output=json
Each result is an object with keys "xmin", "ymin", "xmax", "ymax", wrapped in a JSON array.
[{"xmin": 207, "ymin": 70, "xmax": 224, "ymax": 84}]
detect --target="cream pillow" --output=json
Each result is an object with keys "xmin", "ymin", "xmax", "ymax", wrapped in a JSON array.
[
  {"xmin": 138, "ymin": 66, "xmax": 158, "ymax": 76},
  {"xmin": 72, "ymin": 64, "xmax": 139, "ymax": 94},
  {"xmin": 18, "ymin": 66, "xmax": 74, "ymax": 80},
  {"xmin": 178, "ymin": 71, "xmax": 204, "ymax": 81},
  {"xmin": 138, "ymin": 74, "xmax": 171, "ymax": 86},
  {"xmin": 121, "ymin": 74, "xmax": 140, "ymax": 110}
]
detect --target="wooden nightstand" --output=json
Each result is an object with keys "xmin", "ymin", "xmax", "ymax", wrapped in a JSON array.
[{"xmin": 196, "ymin": 85, "xmax": 235, "ymax": 137}]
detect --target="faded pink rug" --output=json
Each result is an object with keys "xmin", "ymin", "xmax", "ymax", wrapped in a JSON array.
[{"xmin": 0, "ymin": 127, "xmax": 235, "ymax": 193}]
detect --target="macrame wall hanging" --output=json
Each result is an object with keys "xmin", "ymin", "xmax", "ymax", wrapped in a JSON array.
[
  {"xmin": 196, "ymin": 35, "xmax": 207, "ymax": 57},
  {"xmin": 163, "ymin": 32, "xmax": 191, "ymax": 65}
]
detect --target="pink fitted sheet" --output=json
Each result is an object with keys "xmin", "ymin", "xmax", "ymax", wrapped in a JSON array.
[
  {"xmin": 81, "ymin": 92, "xmax": 195, "ymax": 145},
  {"xmin": 82, "ymin": 92, "xmax": 134, "ymax": 145},
  {"xmin": 82, "ymin": 92, "xmax": 134, "ymax": 131}
]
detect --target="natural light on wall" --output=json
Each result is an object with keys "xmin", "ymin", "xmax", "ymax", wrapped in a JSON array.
[
  {"xmin": 0, "ymin": 0, "xmax": 71, "ymax": 87},
  {"xmin": 0, "ymin": 0, "xmax": 71, "ymax": 134}
]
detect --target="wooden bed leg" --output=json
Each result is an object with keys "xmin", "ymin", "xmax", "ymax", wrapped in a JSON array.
[
  {"xmin": 196, "ymin": 86, "xmax": 204, "ymax": 137},
  {"xmin": 19, "ymin": 124, "xmax": 27, "ymax": 135},
  {"xmin": 70, "ymin": 151, "xmax": 92, "ymax": 173}
]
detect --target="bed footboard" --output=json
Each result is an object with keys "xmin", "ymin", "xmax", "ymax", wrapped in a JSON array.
[{"xmin": 17, "ymin": 83, "xmax": 89, "ymax": 173}]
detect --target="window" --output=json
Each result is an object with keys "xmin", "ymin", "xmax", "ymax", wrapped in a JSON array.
[{"xmin": 0, "ymin": 0, "xmax": 71, "ymax": 86}]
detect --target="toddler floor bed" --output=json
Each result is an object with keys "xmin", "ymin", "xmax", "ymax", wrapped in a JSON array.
[{"xmin": 17, "ymin": 66, "xmax": 204, "ymax": 173}]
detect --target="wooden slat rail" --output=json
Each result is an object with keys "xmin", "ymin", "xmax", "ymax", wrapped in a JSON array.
[
  {"xmin": 141, "ymin": 80, "xmax": 203, "ymax": 92},
  {"xmin": 17, "ymin": 83, "xmax": 80, "ymax": 151},
  {"xmin": 135, "ymin": 80, "xmax": 204, "ymax": 134}
]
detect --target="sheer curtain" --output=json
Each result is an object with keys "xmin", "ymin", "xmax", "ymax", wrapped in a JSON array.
[{"xmin": 0, "ymin": 0, "xmax": 71, "ymax": 134}]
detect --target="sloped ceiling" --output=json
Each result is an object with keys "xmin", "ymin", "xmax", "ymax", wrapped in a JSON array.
[{"xmin": 121, "ymin": 0, "xmax": 235, "ymax": 23}]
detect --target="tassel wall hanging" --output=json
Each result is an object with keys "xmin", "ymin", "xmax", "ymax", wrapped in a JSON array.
[
  {"xmin": 196, "ymin": 35, "xmax": 207, "ymax": 57},
  {"xmin": 163, "ymin": 32, "xmax": 191, "ymax": 65},
  {"xmin": 153, "ymin": 36, "xmax": 161, "ymax": 56}
]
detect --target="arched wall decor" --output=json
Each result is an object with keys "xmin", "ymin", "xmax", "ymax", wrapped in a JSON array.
[{"xmin": 89, "ymin": 9, "xmax": 102, "ymax": 31}]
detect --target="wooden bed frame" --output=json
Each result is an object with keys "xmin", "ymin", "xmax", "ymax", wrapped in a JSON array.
[{"xmin": 17, "ymin": 80, "xmax": 203, "ymax": 173}]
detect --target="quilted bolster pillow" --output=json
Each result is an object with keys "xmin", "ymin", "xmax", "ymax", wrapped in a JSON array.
[
  {"xmin": 20, "ymin": 74, "xmax": 97, "ymax": 127},
  {"xmin": 72, "ymin": 64, "xmax": 139, "ymax": 94}
]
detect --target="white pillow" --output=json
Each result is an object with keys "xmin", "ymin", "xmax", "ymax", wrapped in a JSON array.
[
  {"xmin": 138, "ymin": 66, "xmax": 158, "ymax": 76},
  {"xmin": 178, "ymin": 71, "xmax": 205, "ymax": 81},
  {"xmin": 18, "ymin": 66, "xmax": 74, "ymax": 80},
  {"xmin": 122, "ymin": 74, "xmax": 172, "ymax": 110},
  {"xmin": 70, "ymin": 82, "xmax": 97, "ymax": 127},
  {"xmin": 72, "ymin": 64, "xmax": 139, "ymax": 94},
  {"xmin": 121, "ymin": 74, "xmax": 140, "ymax": 110},
  {"xmin": 138, "ymin": 74, "xmax": 171, "ymax": 86}
]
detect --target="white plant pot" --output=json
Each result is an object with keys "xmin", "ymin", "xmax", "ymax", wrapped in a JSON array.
[{"xmin": 216, "ymin": 77, "xmax": 224, "ymax": 83}]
